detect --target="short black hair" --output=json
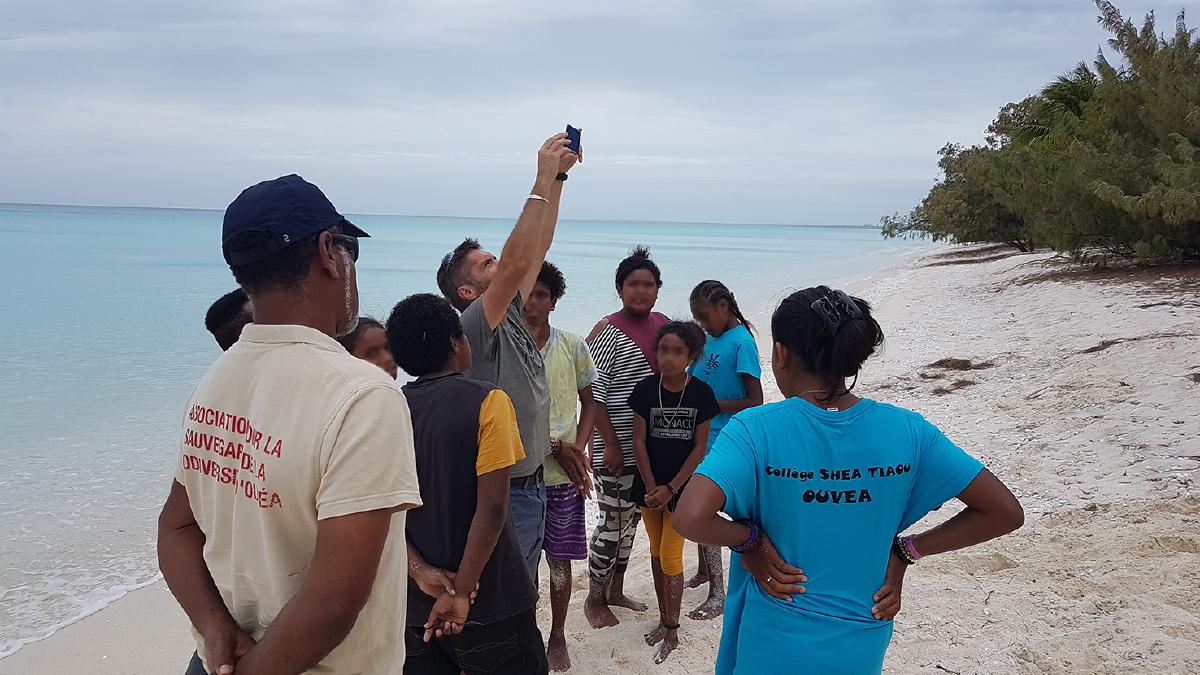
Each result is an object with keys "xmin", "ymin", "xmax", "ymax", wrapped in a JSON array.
[
  {"xmin": 336, "ymin": 316, "xmax": 384, "ymax": 354},
  {"xmin": 205, "ymin": 288, "xmax": 252, "ymax": 351},
  {"xmin": 229, "ymin": 226, "xmax": 349, "ymax": 296},
  {"xmin": 537, "ymin": 260, "xmax": 567, "ymax": 301},
  {"xmin": 656, "ymin": 320, "xmax": 706, "ymax": 359},
  {"xmin": 386, "ymin": 294, "xmax": 464, "ymax": 377},
  {"xmin": 436, "ymin": 238, "xmax": 481, "ymax": 312},
  {"xmin": 615, "ymin": 245, "xmax": 662, "ymax": 290}
]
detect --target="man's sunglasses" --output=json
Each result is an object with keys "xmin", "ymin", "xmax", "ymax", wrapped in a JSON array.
[
  {"xmin": 330, "ymin": 233, "xmax": 360, "ymax": 263},
  {"xmin": 439, "ymin": 251, "xmax": 454, "ymax": 270}
]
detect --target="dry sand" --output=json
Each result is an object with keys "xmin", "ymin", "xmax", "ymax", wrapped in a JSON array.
[{"xmin": 2, "ymin": 246, "xmax": 1197, "ymax": 674}]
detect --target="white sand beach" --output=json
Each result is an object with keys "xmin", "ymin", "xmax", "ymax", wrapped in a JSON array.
[{"xmin": 2, "ymin": 246, "xmax": 1197, "ymax": 675}]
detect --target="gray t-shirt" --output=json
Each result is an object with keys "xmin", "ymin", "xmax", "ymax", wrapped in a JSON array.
[{"xmin": 461, "ymin": 294, "xmax": 550, "ymax": 478}]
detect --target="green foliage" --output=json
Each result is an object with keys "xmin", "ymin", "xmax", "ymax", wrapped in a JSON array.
[{"xmin": 885, "ymin": 1, "xmax": 1200, "ymax": 261}]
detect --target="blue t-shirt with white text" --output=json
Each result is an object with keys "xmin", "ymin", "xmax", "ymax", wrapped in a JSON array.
[
  {"xmin": 696, "ymin": 398, "xmax": 984, "ymax": 675},
  {"xmin": 689, "ymin": 324, "xmax": 761, "ymax": 443}
]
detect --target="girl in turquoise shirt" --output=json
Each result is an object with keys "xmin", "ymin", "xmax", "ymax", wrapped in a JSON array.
[
  {"xmin": 674, "ymin": 286, "xmax": 1024, "ymax": 674},
  {"xmin": 685, "ymin": 280, "xmax": 764, "ymax": 621}
]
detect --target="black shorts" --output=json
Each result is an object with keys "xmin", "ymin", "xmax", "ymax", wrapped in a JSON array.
[{"xmin": 404, "ymin": 608, "xmax": 547, "ymax": 675}]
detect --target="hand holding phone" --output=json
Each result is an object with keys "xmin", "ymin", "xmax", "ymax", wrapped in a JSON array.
[{"xmin": 566, "ymin": 125, "xmax": 583, "ymax": 163}]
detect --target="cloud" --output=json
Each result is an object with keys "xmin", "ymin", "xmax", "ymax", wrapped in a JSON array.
[{"xmin": 1, "ymin": 0, "xmax": 1198, "ymax": 223}]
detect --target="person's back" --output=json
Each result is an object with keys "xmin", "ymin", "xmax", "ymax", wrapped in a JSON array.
[
  {"xmin": 160, "ymin": 175, "xmax": 420, "ymax": 675},
  {"xmin": 182, "ymin": 325, "xmax": 417, "ymax": 669},
  {"xmin": 402, "ymin": 374, "xmax": 536, "ymax": 624},
  {"xmin": 708, "ymin": 398, "xmax": 983, "ymax": 671},
  {"xmin": 389, "ymin": 293, "xmax": 548, "ymax": 674},
  {"xmin": 674, "ymin": 285, "xmax": 1023, "ymax": 675}
]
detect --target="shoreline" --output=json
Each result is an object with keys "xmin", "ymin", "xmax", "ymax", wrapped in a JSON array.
[{"xmin": 3, "ymin": 245, "xmax": 1197, "ymax": 674}]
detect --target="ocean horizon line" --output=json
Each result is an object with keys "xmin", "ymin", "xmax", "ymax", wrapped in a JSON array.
[{"xmin": 0, "ymin": 201, "xmax": 881, "ymax": 231}]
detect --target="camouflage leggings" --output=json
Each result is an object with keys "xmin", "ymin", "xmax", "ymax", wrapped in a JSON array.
[{"xmin": 588, "ymin": 471, "xmax": 642, "ymax": 583}]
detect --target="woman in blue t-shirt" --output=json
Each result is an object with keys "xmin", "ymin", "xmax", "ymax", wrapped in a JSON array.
[
  {"xmin": 684, "ymin": 280, "xmax": 764, "ymax": 621},
  {"xmin": 673, "ymin": 285, "xmax": 1024, "ymax": 675}
]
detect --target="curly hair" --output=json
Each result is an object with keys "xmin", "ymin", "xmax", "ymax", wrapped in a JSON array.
[
  {"xmin": 386, "ymin": 294, "xmax": 465, "ymax": 377},
  {"xmin": 615, "ymin": 245, "xmax": 662, "ymax": 290},
  {"xmin": 537, "ymin": 260, "xmax": 567, "ymax": 301},
  {"xmin": 656, "ymin": 320, "xmax": 706, "ymax": 360}
]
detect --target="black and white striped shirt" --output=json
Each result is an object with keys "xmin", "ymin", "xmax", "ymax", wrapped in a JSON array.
[{"xmin": 588, "ymin": 315, "xmax": 667, "ymax": 471}]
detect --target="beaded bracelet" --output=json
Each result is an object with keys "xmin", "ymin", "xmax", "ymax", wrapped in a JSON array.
[
  {"xmin": 902, "ymin": 534, "xmax": 924, "ymax": 561},
  {"xmin": 732, "ymin": 520, "xmax": 761, "ymax": 553},
  {"xmin": 891, "ymin": 535, "xmax": 917, "ymax": 565}
]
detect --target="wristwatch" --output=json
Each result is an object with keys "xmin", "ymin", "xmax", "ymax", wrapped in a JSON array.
[{"xmin": 555, "ymin": 172, "xmax": 569, "ymax": 181}]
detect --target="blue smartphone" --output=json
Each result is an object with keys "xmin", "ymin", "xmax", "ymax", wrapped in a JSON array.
[{"xmin": 566, "ymin": 125, "xmax": 582, "ymax": 159}]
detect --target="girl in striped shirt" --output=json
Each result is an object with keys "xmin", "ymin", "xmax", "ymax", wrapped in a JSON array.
[{"xmin": 583, "ymin": 246, "xmax": 669, "ymax": 629}]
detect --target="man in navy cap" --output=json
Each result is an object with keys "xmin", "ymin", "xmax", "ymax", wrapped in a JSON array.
[{"xmin": 158, "ymin": 175, "xmax": 421, "ymax": 674}]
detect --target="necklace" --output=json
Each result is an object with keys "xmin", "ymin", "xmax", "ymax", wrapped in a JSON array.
[
  {"xmin": 659, "ymin": 374, "xmax": 691, "ymax": 425},
  {"xmin": 798, "ymin": 389, "xmax": 842, "ymax": 412}
]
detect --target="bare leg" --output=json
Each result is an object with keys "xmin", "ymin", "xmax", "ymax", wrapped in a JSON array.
[
  {"xmin": 607, "ymin": 569, "xmax": 649, "ymax": 612},
  {"xmin": 646, "ymin": 569, "xmax": 683, "ymax": 664},
  {"xmin": 685, "ymin": 542, "xmax": 710, "ymax": 589},
  {"xmin": 546, "ymin": 558, "xmax": 573, "ymax": 670},
  {"xmin": 688, "ymin": 545, "xmax": 726, "ymax": 620}
]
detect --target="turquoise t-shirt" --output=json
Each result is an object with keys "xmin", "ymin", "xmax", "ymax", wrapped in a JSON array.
[
  {"xmin": 689, "ymin": 324, "xmax": 761, "ymax": 442},
  {"xmin": 696, "ymin": 398, "xmax": 984, "ymax": 675}
]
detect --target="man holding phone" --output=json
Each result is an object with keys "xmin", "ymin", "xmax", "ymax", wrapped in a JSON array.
[{"xmin": 436, "ymin": 129, "xmax": 582, "ymax": 584}]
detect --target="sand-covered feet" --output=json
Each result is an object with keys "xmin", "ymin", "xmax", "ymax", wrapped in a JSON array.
[
  {"xmin": 645, "ymin": 624, "xmax": 680, "ymax": 664},
  {"xmin": 584, "ymin": 591, "xmax": 620, "ymax": 628},
  {"xmin": 688, "ymin": 595, "xmax": 725, "ymax": 621},
  {"xmin": 546, "ymin": 631, "xmax": 571, "ymax": 671}
]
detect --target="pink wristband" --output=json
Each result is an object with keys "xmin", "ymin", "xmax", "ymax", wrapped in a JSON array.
[{"xmin": 902, "ymin": 535, "xmax": 923, "ymax": 561}]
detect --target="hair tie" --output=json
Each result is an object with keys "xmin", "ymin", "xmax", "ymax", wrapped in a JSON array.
[{"xmin": 810, "ymin": 290, "xmax": 863, "ymax": 334}]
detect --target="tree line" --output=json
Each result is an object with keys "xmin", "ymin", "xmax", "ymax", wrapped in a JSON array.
[{"xmin": 882, "ymin": 1, "xmax": 1199, "ymax": 262}]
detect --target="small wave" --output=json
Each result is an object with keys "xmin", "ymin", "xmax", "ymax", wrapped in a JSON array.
[{"xmin": 0, "ymin": 574, "xmax": 162, "ymax": 659}]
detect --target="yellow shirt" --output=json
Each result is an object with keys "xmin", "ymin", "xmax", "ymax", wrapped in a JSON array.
[{"xmin": 176, "ymin": 324, "xmax": 421, "ymax": 674}]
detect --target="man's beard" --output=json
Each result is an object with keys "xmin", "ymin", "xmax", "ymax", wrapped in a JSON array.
[{"xmin": 336, "ymin": 252, "xmax": 358, "ymax": 338}]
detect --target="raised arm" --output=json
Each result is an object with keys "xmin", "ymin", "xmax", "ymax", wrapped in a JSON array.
[{"xmin": 480, "ymin": 134, "xmax": 576, "ymax": 329}]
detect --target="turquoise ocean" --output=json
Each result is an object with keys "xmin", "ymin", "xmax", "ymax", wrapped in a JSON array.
[{"xmin": 0, "ymin": 202, "xmax": 931, "ymax": 657}]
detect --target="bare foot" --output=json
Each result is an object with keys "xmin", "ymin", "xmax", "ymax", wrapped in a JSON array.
[
  {"xmin": 547, "ymin": 632, "xmax": 571, "ymax": 671},
  {"xmin": 644, "ymin": 624, "xmax": 669, "ymax": 647},
  {"xmin": 653, "ymin": 628, "xmax": 679, "ymax": 664},
  {"xmin": 684, "ymin": 572, "xmax": 710, "ymax": 589},
  {"xmin": 584, "ymin": 595, "xmax": 619, "ymax": 628},
  {"xmin": 607, "ymin": 591, "xmax": 649, "ymax": 612},
  {"xmin": 688, "ymin": 595, "xmax": 725, "ymax": 621}
]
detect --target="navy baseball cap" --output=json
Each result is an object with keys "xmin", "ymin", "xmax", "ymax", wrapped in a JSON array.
[{"xmin": 222, "ymin": 174, "xmax": 369, "ymax": 267}]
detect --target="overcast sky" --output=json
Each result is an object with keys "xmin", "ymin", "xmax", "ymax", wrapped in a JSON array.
[{"xmin": 1, "ymin": 0, "xmax": 1196, "ymax": 224}]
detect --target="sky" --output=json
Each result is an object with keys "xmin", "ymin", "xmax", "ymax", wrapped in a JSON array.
[{"xmin": 2, "ymin": 0, "xmax": 1197, "ymax": 225}]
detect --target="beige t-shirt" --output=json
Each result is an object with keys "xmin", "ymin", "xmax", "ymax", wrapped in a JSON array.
[{"xmin": 176, "ymin": 324, "xmax": 421, "ymax": 674}]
